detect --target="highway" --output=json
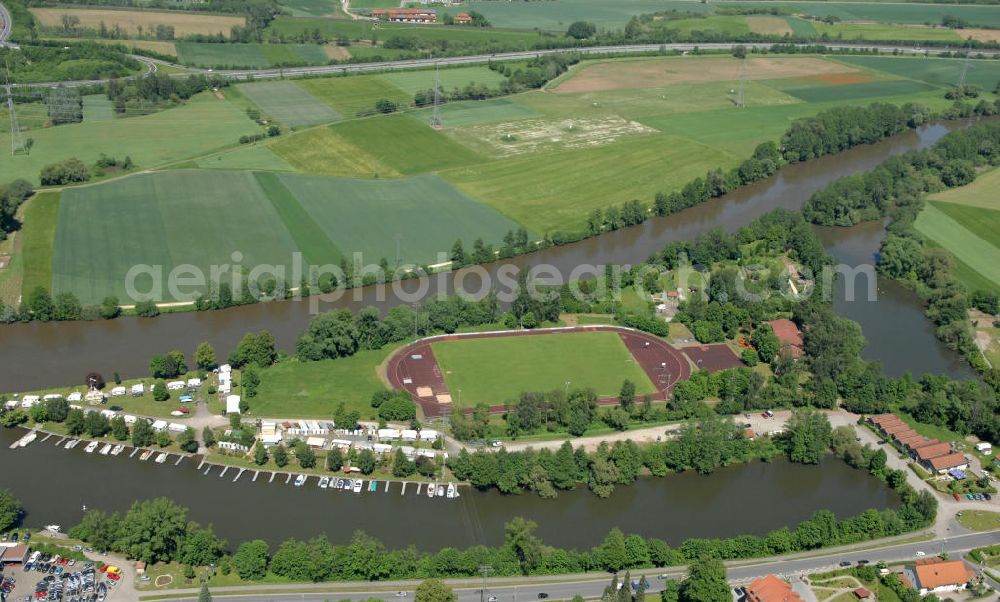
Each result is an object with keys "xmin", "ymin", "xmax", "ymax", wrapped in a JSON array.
[{"xmin": 153, "ymin": 530, "xmax": 1000, "ymax": 602}]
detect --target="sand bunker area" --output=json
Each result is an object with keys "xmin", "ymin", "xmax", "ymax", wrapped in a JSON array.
[{"xmin": 552, "ymin": 57, "xmax": 862, "ymax": 94}]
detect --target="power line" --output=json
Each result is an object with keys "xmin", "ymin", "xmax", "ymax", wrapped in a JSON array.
[
  {"xmin": 735, "ymin": 57, "xmax": 748, "ymax": 109},
  {"xmin": 958, "ymin": 46, "xmax": 972, "ymax": 88},
  {"xmin": 5, "ymin": 62, "xmax": 26, "ymax": 156},
  {"xmin": 431, "ymin": 61, "xmax": 442, "ymax": 129}
]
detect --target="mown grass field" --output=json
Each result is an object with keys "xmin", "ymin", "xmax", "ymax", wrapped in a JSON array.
[
  {"xmin": 238, "ymin": 80, "xmax": 340, "ymax": 128},
  {"xmin": 270, "ymin": 126, "xmax": 400, "ymax": 177},
  {"xmin": 914, "ymin": 202, "xmax": 1000, "ymax": 294},
  {"xmin": 1, "ymin": 93, "xmax": 259, "ymax": 185},
  {"xmin": 277, "ymin": 0, "xmax": 342, "ymax": 17},
  {"xmin": 195, "ymin": 144, "xmax": 295, "ymax": 171},
  {"xmin": 175, "ymin": 42, "xmax": 329, "ymax": 68},
  {"xmin": 20, "ymin": 192, "xmax": 60, "ymax": 298},
  {"xmin": 813, "ymin": 22, "xmax": 961, "ymax": 42},
  {"xmin": 835, "ymin": 55, "xmax": 1000, "ymax": 90},
  {"xmin": 276, "ymin": 172, "xmax": 521, "ymax": 265},
  {"xmin": 412, "ymin": 98, "xmax": 540, "ymax": 128},
  {"xmin": 251, "ymin": 350, "xmax": 391, "ymax": 418},
  {"xmin": 380, "ymin": 66, "xmax": 506, "ymax": 96},
  {"xmin": 82, "ymin": 95, "xmax": 114, "ymax": 122},
  {"xmin": 53, "ymin": 170, "xmax": 301, "ymax": 304},
  {"xmin": 927, "ymin": 167, "xmax": 1000, "ymax": 210},
  {"xmin": 431, "ymin": 331, "xmax": 656, "ymax": 407},
  {"xmin": 330, "ymin": 113, "xmax": 483, "ymax": 174},
  {"xmin": 296, "ymin": 75, "xmax": 411, "ymax": 117},
  {"xmin": 29, "ymin": 7, "xmax": 244, "ymax": 37},
  {"xmin": 254, "ymin": 171, "xmax": 342, "ymax": 266}
]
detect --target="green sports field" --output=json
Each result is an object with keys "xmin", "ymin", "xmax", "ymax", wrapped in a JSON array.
[
  {"xmin": 238, "ymin": 80, "xmax": 341, "ymax": 128},
  {"xmin": 431, "ymin": 331, "xmax": 656, "ymax": 407}
]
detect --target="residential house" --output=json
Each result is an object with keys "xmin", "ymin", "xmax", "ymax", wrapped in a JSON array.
[
  {"xmin": 453, "ymin": 12, "xmax": 472, "ymax": 23},
  {"xmin": 915, "ymin": 442, "xmax": 952, "ymax": 462},
  {"xmin": 372, "ymin": 8, "xmax": 436, "ymax": 23},
  {"xmin": 925, "ymin": 452, "xmax": 969, "ymax": 475},
  {"xmin": 904, "ymin": 559, "xmax": 975, "ymax": 595},
  {"xmin": 745, "ymin": 574, "xmax": 805, "ymax": 602}
]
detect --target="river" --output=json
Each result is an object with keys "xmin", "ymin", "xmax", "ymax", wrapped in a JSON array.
[
  {"xmin": 0, "ymin": 122, "xmax": 974, "ymax": 392},
  {"xmin": 0, "ymin": 428, "xmax": 897, "ymax": 551}
]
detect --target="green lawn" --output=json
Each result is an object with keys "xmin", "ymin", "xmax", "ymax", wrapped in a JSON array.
[
  {"xmin": 275, "ymin": 172, "xmax": 523, "ymax": 265},
  {"xmin": 20, "ymin": 192, "xmax": 60, "ymax": 297},
  {"xmin": 196, "ymin": 144, "xmax": 296, "ymax": 171},
  {"xmin": 779, "ymin": 79, "xmax": 937, "ymax": 103},
  {"xmin": 269, "ymin": 126, "xmax": 401, "ymax": 177},
  {"xmin": 52, "ymin": 170, "xmax": 301, "ymax": 304},
  {"xmin": 0, "ymin": 93, "xmax": 260, "ymax": 185},
  {"xmin": 295, "ymin": 75, "xmax": 410, "ymax": 117},
  {"xmin": 813, "ymin": 22, "xmax": 961, "ymax": 42},
  {"xmin": 431, "ymin": 330, "xmax": 656, "ymax": 407},
  {"xmin": 278, "ymin": 0, "xmax": 342, "ymax": 17},
  {"xmin": 254, "ymin": 171, "xmax": 342, "ymax": 265},
  {"xmin": 330, "ymin": 113, "xmax": 483, "ymax": 174},
  {"xmin": 957, "ymin": 510, "xmax": 1000, "ymax": 532},
  {"xmin": 238, "ymin": 80, "xmax": 340, "ymax": 128},
  {"xmin": 82, "ymin": 95, "xmax": 114, "ymax": 122},
  {"xmin": 175, "ymin": 43, "xmax": 329, "ymax": 68},
  {"xmin": 662, "ymin": 16, "xmax": 751, "ymax": 36},
  {"xmin": 249, "ymin": 350, "xmax": 391, "ymax": 418},
  {"xmin": 914, "ymin": 202, "xmax": 1000, "ymax": 292}
]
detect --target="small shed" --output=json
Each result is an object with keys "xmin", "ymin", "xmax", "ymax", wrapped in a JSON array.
[{"xmin": 853, "ymin": 587, "xmax": 871, "ymax": 599}]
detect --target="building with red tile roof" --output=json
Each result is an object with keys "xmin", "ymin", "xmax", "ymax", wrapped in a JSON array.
[
  {"xmin": 926, "ymin": 452, "xmax": 969, "ymax": 474},
  {"xmin": 882, "ymin": 423, "xmax": 913, "ymax": 436},
  {"xmin": 745, "ymin": 574, "xmax": 805, "ymax": 602},
  {"xmin": 892, "ymin": 428, "xmax": 918, "ymax": 442},
  {"xmin": 915, "ymin": 442, "xmax": 952, "ymax": 461},
  {"xmin": 372, "ymin": 8, "xmax": 436, "ymax": 22},
  {"xmin": 766, "ymin": 319, "xmax": 803, "ymax": 359},
  {"xmin": 852, "ymin": 587, "xmax": 871, "ymax": 599},
  {"xmin": 906, "ymin": 559, "xmax": 975, "ymax": 595},
  {"xmin": 907, "ymin": 437, "xmax": 941, "ymax": 451},
  {"xmin": 869, "ymin": 414, "xmax": 902, "ymax": 427},
  {"xmin": 453, "ymin": 12, "xmax": 472, "ymax": 23}
]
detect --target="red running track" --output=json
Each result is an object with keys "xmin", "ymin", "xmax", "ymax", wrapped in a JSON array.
[{"xmin": 385, "ymin": 326, "xmax": 692, "ymax": 418}]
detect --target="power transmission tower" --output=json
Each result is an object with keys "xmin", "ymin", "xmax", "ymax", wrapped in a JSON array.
[
  {"xmin": 735, "ymin": 57, "xmax": 748, "ymax": 109},
  {"xmin": 4, "ymin": 63, "xmax": 25, "ymax": 156},
  {"xmin": 431, "ymin": 61, "xmax": 442, "ymax": 129},
  {"xmin": 478, "ymin": 565, "xmax": 492, "ymax": 602}
]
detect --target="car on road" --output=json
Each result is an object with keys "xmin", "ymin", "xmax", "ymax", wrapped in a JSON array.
[
  {"xmin": 915, "ymin": 551, "xmax": 925, "ymax": 557},
  {"xmin": 489, "ymin": 597, "xmax": 498, "ymax": 602},
  {"xmin": 394, "ymin": 593, "xmax": 406, "ymax": 598}
]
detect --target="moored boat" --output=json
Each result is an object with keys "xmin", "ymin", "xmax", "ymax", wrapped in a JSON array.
[
  {"xmin": 84, "ymin": 441, "xmax": 99, "ymax": 453},
  {"xmin": 155, "ymin": 452, "xmax": 167, "ymax": 464},
  {"xmin": 446, "ymin": 483, "xmax": 457, "ymax": 499},
  {"xmin": 353, "ymin": 479, "xmax": 363, "ymax": 493},
  {"xmin": 17, "ymin": 432, "xmax": 38, "ymax": 448},
  {"xmin": 110, "ymin": 445, "xmax": 124, "ymax": 456},
  {"xmin": 99, "ymin": 443, "xmax": 112, "ymax": 455},
  {"xmin": 294, "ymin": 474, "xmax": 306, "ymax": 487},
  {"xmin": 427, "ymin": 483, "xmax": 435, "ymax": 498},
  {"xmin": 343, "ymin": 478, "xmax": 353, "ymax": 490},
  {"xmin": 139, "ymin": 450, "xmax": 152, "ymax": 461},
  {"xmin": 318, "ymin": 476, "xmax": 330, "ymax": 489},
  {"xmin": 436, "ymin": 485, "xmax": 445, "ymax": 497}
]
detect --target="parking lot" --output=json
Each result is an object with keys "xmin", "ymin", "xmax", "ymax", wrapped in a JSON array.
[{"xmin": 2, "ymin": 545, "xmax": 116, "ymax": 602}]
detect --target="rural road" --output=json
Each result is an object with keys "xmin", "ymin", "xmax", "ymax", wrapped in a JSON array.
[
  {"xmin": 0, "ymin": 0, "xmax": 11, "ymax": 46},
  {"xmin": 148, "ymin": 530, "xmax": 1000, "ymax": 602}
]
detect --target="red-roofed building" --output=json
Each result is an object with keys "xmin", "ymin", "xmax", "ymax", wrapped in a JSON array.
[
  {"xmin": 892, "ymin": 428, "xmax": 918, "ymax": 442},
  {"xmin": 895, "ymin": 432, "xmax": 924, "ymax": 447},
  {"xmin": 907, "ymin": 437, "xmax": 941, "ymax": 451},
  {"xmin": 745, "ymin": 574, "xmax": 805, "ymax": 602},
  {"xmin": 926, "ymin": 452, "xmax": 969, "ymax": 474},
  {"xmin": 869, "ymin": 414, "xmax": 901, "ymax": 427},
  {"xmin": 905, "ymin": 559, "xmax": 975, "ymax": 595},
  {"xmin": 453, "ymin": 12, "xmax": 472, "ymax": 23},
  {"xmin": 852, "ymin": 587, "xmax": 871, "ymax": 599},
  {"xmin": 372, "ymin": 8, "xmax": 436, "ymax": 22},
  {"xmin": 0, "ymin": 544, "xmax": 28, "ymax": 565},
  {"xmin": 766, "ymin": 319, "xmax": 803, "ymax": 359},
  {"xmin": 882, "ymin": 423, "xmax": 912, "ymax": 437},
  {"xmin": 916, "ymin": 442, "xmax": 952, "ymax": 462}
]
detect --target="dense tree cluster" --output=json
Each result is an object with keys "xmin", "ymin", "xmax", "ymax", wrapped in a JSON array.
[
  {"xmin": 0, "ymin": 179, "xmax": 33, "ymax": 241},
  {"xmin": 98, "ymin": 73, "xmax": 231, "ymax": 115},
  {"xmin": 39, "ymin": 158, "xmax": 90, "ymax": 185},
  {"xmin": 1, "ymin": 41, "xmax": 141, "ymax": 83},
  {"xmin": 781, "ymin": 103, "xmax": 929, "ymax": 164}
]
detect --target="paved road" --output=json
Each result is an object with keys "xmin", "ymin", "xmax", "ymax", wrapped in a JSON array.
[
  {"xmin": 4, "ymin": 38, "xmax": 1000, "ymax": 88},
  {"xmin": 0, "ymin": 0, "xmax": 12, "ymax": 46},
  {"xmin": 151, "ymin": 530, "xmax": 1000, "ymax": 602}
]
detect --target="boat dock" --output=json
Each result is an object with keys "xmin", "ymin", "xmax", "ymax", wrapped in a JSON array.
[
  {"xmin": 174, "ymin": 456, "xmax": 183, "ymax": 466},
  {"xmin": 253, "ymin": 470, "xmax": 260, "ymax": 482},
  {"xmin": 219, "ymin": 466, "xmax": 229, "ymax": 478},
  {"xmin": 233, "ymin": 468, "xmax": 245, "ymax": 482},
  {"xmin": 129, "ymin": 448, "xmax": 139, "ymax": 458},
  {"xmin": 41, "ymin": 433, "xmax": 52, "ymax": 442}
]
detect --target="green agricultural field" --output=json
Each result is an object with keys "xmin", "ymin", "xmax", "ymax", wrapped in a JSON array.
[
  {"xmin": 784, "ymin": 17, "xmax": 816, "ymax": 37},
  {"xmin": 927, "ymin": 167, "xmax": 1000, "ymax": 210},
  {"xmin": 914, "ymin": 202, "xmax": 1000, "ymax": 292},
  {"xmin": 460, "ymin": 0, "xmax": 710, "ymax": 30},
  {"xmin": 82, "ymin": 95, "xmax": 114, "ymax": 122},
  {"xmin": 757, "ymin": 2, "xmax": 1000, "ymax": 28},
  {"xmin": 278, "ymin": 0, "xmax": 342, "ymax": 17},
  {"xmin": 238, "ymin": 80, "xmax": 340, "ymax": 128},
  {"xmin": 52, "ymin": 170, "xmax": 301, "ymax": 304},
  {"xmin": 812, "ymin": 22, "xmax": 961, "ymax": 42},
  {"xmin": 296, "ymin": 74, "xmax": 410, "ymax": 117},
  {"xmin": 349, "ymin": 0, "xmax": 399, "ymax": 8},
  {"xmin": 268, "ymin": 16, "xmax": 544, "ymax": 46},
  {"xmin": 0, "ymin": 93, "xmax": 260, "ymax": 185},
  {"xmin": 20, "ymin": 192, "xmax": 60, "ymax": 298},
  {"xmin": 330, "ymin": 113, "xmax": 483, "ymax": 174},
  {"xmin": 196, "ymin": 144, "xmax": 295, "ymax": 171},
  {"xmin": 778, "ymin": 79, "xmax": 937, "ymax": 103},
  {"xmin": 250, "ymin": 350, "xmax": 392, "ymax": 418},
  {"xmin": 443, "ymin": 133, "xmax": 725, "ymax": 234},
  {"xmin": 835, "ymin": 56, "xmax": 1000, "ymax": 90},
  {"xmin": 275, "ymin": 172, "xmax": 523, "ymax": 264},
  {"xmin": 380, "ymin": 66, "xmax": 506, "ymax": 96},
  {"xmin": 175, "ymin": 42, "xmax": 329, "ymax": 68},
  {"xmin": 431, "ymin": 331, "xmax": 656, "ymax": 407},
  {"xmin": 270, "ymin": 126, "xmax": 400, "ymax": 177},
  {"xmin": 662, "ymin": 16, "xmax": 751, "ymax": 36},
  {"xmin": 411, "ymin": 98, "xmax": 540, "ymax": 128},
  {"xmin": 255, "ymin": 171, "xmax": 342, "ymax": 266}
]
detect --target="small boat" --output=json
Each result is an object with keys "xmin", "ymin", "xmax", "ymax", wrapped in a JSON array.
[
  {"xmin": 427, "ymin": 483, "xmax": 435, "ymax": 498},
  {"xmin": 353, "ymin": 479, "xmax": 363, "ymax": 493},
  {"xmin": 436, "ymin": 485, "xmax": 445, "ymax": 497},
  {"xmin": 446, "ymin": 483, "xmax": 457, "ymax": 499},
  {"xmin": 368, "ymin": 480, "xmax": 378, "ymax": 492},
  {"xmin": 84, "ymin": 441, "xmax": 99, "ymax": 453},
  {"xmin": 139, "ymin": 450, "xmax": 153, "ymax": 461},
  {"xmin": 155, "ymin": 453, "xmax": 167, "ymax": 464},
  {"xmin": 18, "ymin": 432, "xmax": 38, "ymax": 448},
  {"xmin": 343, "ymin": 478, "xmax": 353, "ymax": 490},
  {"xmin": 335, "ymin": 478, "xmax": 344, "ymax": 489},
  {"xmin": 43, "ymin": 525, "xmax": 61, "ymax": 533},
  {"xmin": 64, "ymin": 439, "xmax": 76, "ymax": 449},
  {"xmin": 110, "ymin": 445, "xmax": 124, "ymax": 456},
  {"xmin": 98, "ymin": 443, "xmax": 112, "ymax": 455},
  {"xmin": 318, "ymin": 476, "xmax": 330, "ymax": 489},
  {"xmin": 293, "ymin": 474, "xmax": 306, "ymax": 487}
]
